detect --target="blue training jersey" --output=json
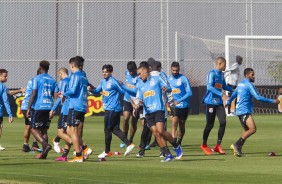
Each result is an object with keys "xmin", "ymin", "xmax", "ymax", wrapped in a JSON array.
[
  {"xmin": 137, "ymin": 75, "xmax": 171, "ymax": 114},
  {"xmin": 168, "ymin": 74, "xmax": 192, "ymax": 108},
  {"xmin": 122, "ymin": 70, "xmax": 141, "ymax": 102},
  {"xmin": 203, "ymin": 69, "xmax": 232, "ymax": 105},
  {"xmin": 227, "ymin": 78, "xmax": 275, "ymax": 115},
  {"xmin": 0, "ymin": 82, "xmax": 12, "ymax": 117},
  {"xmin": 32, "ymin": 73, "xmax": 58, "ymax": 110},
  {"xmin": 64, "ymin": 70, "xmax": 88, "ymax": 113},
  {"xmin": 51, "ymin": 77, "xmax": 70, "ymax": 115},
  {"xmin": 21, "ymin": 78, "xmax": 34, "ymax": 110},
  {"xmin": 92, "ymin": 75, "xmax": 125, "ymax": 112}
]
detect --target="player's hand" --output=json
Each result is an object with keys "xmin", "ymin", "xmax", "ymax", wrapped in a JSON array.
[
  {"xmin": 26, "ymin": 109, "xmax": 30, "ymax": 118},
  {"xmin": 222, "ymin": 93, "xmax": 229, "ymax": 100},
  {"xmin": 274, "ymin": 99, "xmax": 280, "ymax": 104},
  {"xmin": 49, "ymin": 111, "xmax": 55, "ymax": 119},
  {"xmin": 21, "ymin": 87, "xmax": 26, "ymax": 93},
  {"xmin": 8, "ymin": 117, "xmax": 13, "ymax": 123},
  {"xmin": 174, "ymin": 100, "xmax": 179, "ymax": 106},
  {"xmin": 119, "ymin": 80, "xmax": 124, "ymax": 85},
  {"xmin": 161, "ymin": 86, "xmax": 167, "ymax": 92},
  {"xmin": 87, "ymin": 86, "xmax": 93, "ymax": 91}
]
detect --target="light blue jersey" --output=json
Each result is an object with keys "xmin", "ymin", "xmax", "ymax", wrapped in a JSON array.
[
  {"xmin": 203, "ymin": 69, "xmax": 232, "ymax": 105},
  {"xmin": 21, "ymin": 78, "xmax": 34, "ymax": 110},
  {"xmin": 168, "ymin": 74, "xmax": 192, "ymax": 108},
  {"xmin": 51, "ymin": 77, "xmax": 70, "ymax": 115},
  {"xmin": 0, "ymin": 82, "xmax": 12, "ymax": 118},
  {"xmin": 64, "ymin": 70, "xmax": 88, "ymax": 113},
  {"xmin": 122, "ymin": 70, "xmax": 141, "ymax": 102},
  {"xmin": 227, "ymin": 78, "xmax": 275, "ymax": 115},
  {"xmin": 137, "ymin": 75, "xmax": 171, "ymax": 114},
  {"xmin": 32, "ymin": 73, "xmax": 58, "ymax": 110},
  {"xmin": 92, "ymin": 75, "xmax": 124, "ymax": 112}
]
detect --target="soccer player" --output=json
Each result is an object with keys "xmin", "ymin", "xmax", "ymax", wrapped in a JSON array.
[
  {"xmin": 120, "ymin": 61, "xmax": 141, "ymax": 148},
  {"xmin": 201, "ymin": 57, "xmax": 233, "ymax": 155},
  {"xmin": 53, "ymin": 56, "xmax": 92, "ymax": 157},
  {"xmin": 224, "ymin": 55, "xmax": 243, "ymax": 116},
  {"xmin": 0, "ymin": 69, "xmax": 13, "ymax": 151},
  {"xmin": 21, "ymin": 68, "xmax": 42, "ymax": 152},
  {"xmin": 135, "ymin": 64, "xmax": 182, "ymax": 162},
  {"xmin": 50, "ymin": 68, "xmax": 73, "ymax": 161},
  {"xmin": 60, "ymin": 57, "xmax": 92, "ymax": 162},
  {"xmin": 26, "ymin": 61, "xmax": 58, "ymax": 159},
  {"xmin": 168, "ymin": 61, "xmax": 192, "ymax": 146},
  {"xmin": 90, "ymin": 64, "xmax": 135, "ymax": 159},
  {"xmin": 227, "ymin": 68, "xmax": 280, "ymax": 157}
]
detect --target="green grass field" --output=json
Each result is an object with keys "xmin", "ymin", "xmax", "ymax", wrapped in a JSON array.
[{"xmin": 0, "ymin": 114, "xmax": 282, "ymax": 184}]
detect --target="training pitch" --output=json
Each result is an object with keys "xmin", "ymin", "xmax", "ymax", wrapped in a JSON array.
[{"xmin": 0, "ymin": 114, "xmax": 281, "ymax": 184}]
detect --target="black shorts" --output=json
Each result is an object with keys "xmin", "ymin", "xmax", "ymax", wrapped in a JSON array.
[
  {"xmin": 145, "ymin": 111, "xmax": 166, "ymax": 128},
  {"xmin": 22, "ymin": 109, "xmax": 34, "ymax": 125},
  {"xmin": 104, "ymin": 110, "xmax": 121, "ymax": 130},
  {"xmin": 31, "ymin": 110, "xmax": 51, "ymax": 129},
  {"xmin": 123, "ymin": 100, "xmax": 133, "ymax": 113},
  {"xmin": 58, "ymin": 114, "xmax": 68, "ymax": 129},
  {"xmin": 171, "ymin": 107, "xmax": 189, "ymax": 121},
  {"xmin": 238, "ymin": 114, "xmax": 250, "ymax": 130},
  {"xmin": 67, "ymin": 109, "xmax": 85, "ymax": 127}
]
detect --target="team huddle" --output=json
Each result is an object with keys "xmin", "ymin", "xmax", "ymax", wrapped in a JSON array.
[{"xmin": 0, "ymin": 56, "xmax": 280, "ymax": 162}]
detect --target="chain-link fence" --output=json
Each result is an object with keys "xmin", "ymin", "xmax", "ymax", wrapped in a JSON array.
[{"xmin": 1, "ymin": 0, "xmax": 282, "ymax": 88}]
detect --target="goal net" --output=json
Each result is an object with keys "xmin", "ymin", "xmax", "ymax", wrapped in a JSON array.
[{"xmin": 175, "ymin": 32, "xmax": 282, "ymax": 114}]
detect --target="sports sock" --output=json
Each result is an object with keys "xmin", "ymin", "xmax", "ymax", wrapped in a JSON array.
[
  {"xmin": 76, "ymin": 152, "xmax": 82, "ymax": 157},
  {"xmin": 32, "ymin": 141, "xmax": 39, "ymax": 147},
  {"xmin": 54, "ymin": 136, "xmax": 60, "ymax": 142},
  {"xmin": 177, "ymin": 138, "xmax": 182, "ymax": 146},
  {"xmin": 62, "ymin": 149, "xmax": 69, "ymax": 157},
  {"xmin": 161, "ymin": 146, "xmax": 172, "ymax": 156},
  {"xmin": 82, "ymin": 144, "xmax": 87, "ymax": 150},
  {"xmin": 235, "ymin": 137, "xmax": 245, "ymax": 148}
]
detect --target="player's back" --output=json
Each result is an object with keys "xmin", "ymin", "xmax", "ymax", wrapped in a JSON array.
[{"xmin": 34, "ymin": 73, "xmax": 58, "ymax": 110}]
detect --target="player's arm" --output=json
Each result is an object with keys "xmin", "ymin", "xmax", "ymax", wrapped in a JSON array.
[
  {"xmin": 91, "ymin": 83, "xmax": 102, "ymax": 94},
  {"xmin": 7, "ymin": 87, "xmax": 26, "ymax": 96},
  {"xmin": 27, "ymin": 77, "xmax": 38, "ymax": 117},
  {"xmin": 249, "ymin": 84, "xmax": 276, "ymax": 103},
  {"xmin": 160, "ymin": 77, "xmax": 171, "ymax": 93},
  {"xmin": 121, "ymin": 83, "xmax": 137, "ymax": 94},
  {"xmin": 206, "ymin": 72, "xmax": 223, "ymax": 96},
  {"xmin": 226, "ymin": 88, "xmax": 238, "ymax": 107},
  {"xmin": 2, "ymin": 86, "xmax": 13, "ymax": 123},
  {"xmin": 177, "ymin": 77, "xmax": 192, "ymax": 103},
  {"xmin": 114, "ymin": 79, "xmax": 125, "ymax": 94},
  {"xmin": 63, "ymin": 75, "xmax": 79, "ymax": 97}
]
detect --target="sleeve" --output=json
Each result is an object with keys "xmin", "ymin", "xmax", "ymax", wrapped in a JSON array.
[
  {"xmin": 177, "ymin": 76, "xmax": 192, "ymax": 102},
  {"xmin": 136, "ymin": 88, "xmax": 143, "ymax": 100},
  {"xmin": 249, "ymin": 84, "xmax": 275, "ymax": 103},
  {"xmin": 122, "ymin": 84, "xmax": 137, "ymax": 94},
  {"xmin": 63, "ymin": 75, "xmax": 78, "ymax": 97},
  {"xmin": 206, "ymin": 72, "xmax": 222, "ymax": 96},
  {"xmin": 32, "ymin": 77, "xmax": 38, "ymax": 90},
  {"xmin": 92, "ymin": 83, "xmax": 102, "ymax": 94},
  {"xmin": 114, "ymin": 80, "xmax": 125, "ymax": 94},
  {"xmin": 2, "ymin": 86, "xmax": 12, "ymax": 117},
  {"xmin": 51, "ymin": 98, "xmax": 61, "ymax": 112}
]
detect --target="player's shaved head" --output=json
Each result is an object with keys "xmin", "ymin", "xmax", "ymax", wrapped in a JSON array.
[
  {"xmin": 215, "ymin": 57, "xmax": 226, "ymax": 71},
  {"xmin": 58, "ymin": 67, "xmax": 68, "ymax": 75}
]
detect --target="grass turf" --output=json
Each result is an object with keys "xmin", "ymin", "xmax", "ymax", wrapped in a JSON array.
[{"xmin": 0, "ymin": 114, "xmax": 281, "ymax": 184}]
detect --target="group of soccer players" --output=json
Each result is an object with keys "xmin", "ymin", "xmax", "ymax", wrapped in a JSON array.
[{"xmin": 0, "ymin": 56, "xmax": 280, "ymax": 162}]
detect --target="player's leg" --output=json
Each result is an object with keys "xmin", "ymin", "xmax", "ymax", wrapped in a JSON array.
[
  {"xmin": 0, "ymin": 117, "xmax": 4, "ymax": 151},
  {"xmin": 176, "ymin": 108, "xmax": 189, "ymax": 146},
  {"xmin": 31, "ymin": 110, "xmax": 52, "ymax": 159},
  {"xmin": 22, "ymin": 110, "xmax": 31, "ymax": 152},
  {"xmin": 170, "ymin": 111, "xmax": 179, "ymax": 145},
  {"xmin": 120, "ymin": 101, "xmax": 132, "ymax": 148},
  {"xmin": 213, "ymin": 105, "xmax": 227, "ymax": 154},
  {"xmin": 201, "ymin": 105, "xmax": 216, "ymax": 155},
  {"xmin": 67, "ymin": 109, "xmax": 84, "ymax": 162}
]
